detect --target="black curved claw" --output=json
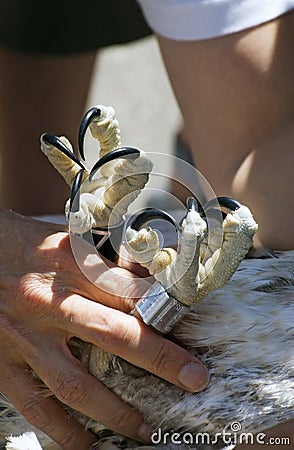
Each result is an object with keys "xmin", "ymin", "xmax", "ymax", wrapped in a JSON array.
[
  {"xmin": 203, "ymin": 196, "xmax": 241, "ymax": 212},
  {"xmin": 130, "ymin": 208, "xmax": 178, "ymax": 232},
  {"xmin": 186, "ymin": 196, "xmax": 202, "ymax": 213},
  {"xmin": 41, "ymin": 133, "xmax": 86, "ymax": 170},
  {"xmin": 69, "ymin": 169, "xmax": 85, "ymax": 212},
  {"xmin": 89, "ymin": 147, "xmax": 140, "ymax": 180},
  {"xmin": 182, "ymin": 197, "xmax": 226, "ymax": 227},
  {"xmin": 78, "ymin": 107, "xmax": 101, "ymax": 160},
  {"xmin": 178, "ymin": 196, "xmax": 202, "ymax": 228}
]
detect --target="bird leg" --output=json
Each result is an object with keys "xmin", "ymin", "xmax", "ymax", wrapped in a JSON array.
[
  {"xmin": 126, "ymin": 197, "xmax": 258, "ymax": 308},
  {"xmin": 40, "ymin": 105, "xmax": 153, "ymax": 234}
]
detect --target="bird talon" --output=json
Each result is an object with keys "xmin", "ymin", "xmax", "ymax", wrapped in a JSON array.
[
  {"xmin": 78, "ymin": 106, "xmax": 102, "ymax": 160},
  {"xmin": 89, "ymin": 146, "xmax": 140, "ymax": 180},
  {"xmin": 41, "ymin": 133, "xmax": 86, "ymax": 170},
  {"xmin": 129, "ymin": 207, "xmax": 179, "ymax": 232},
  {"xmin": 40, "ymin": 105, "xmax": 153, "ymax": 237},
  {"xmin": 126, "ymin": 195, "xmax": 258, "ymax": 326},
  {"xmin": 202, "ymin": 196, "xmax": 241, "ymax": 213},
  {"xmin": 69, "ymin": 168, "xmax": 85, "ymax": 213}
]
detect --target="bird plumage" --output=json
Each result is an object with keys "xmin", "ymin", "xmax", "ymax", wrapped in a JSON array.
[{"xmin": 2, "ymin": 251, "xmax": 292, "ymax": 450}]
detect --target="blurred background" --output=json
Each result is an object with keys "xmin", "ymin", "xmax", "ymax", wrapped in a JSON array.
[
  {"xmin": 86, "ymin": 36, "xmax": 181, "ymax": 164},
  {"xmin": 84, "ymin": 36, "xmax": 183, "ymax": 210}
]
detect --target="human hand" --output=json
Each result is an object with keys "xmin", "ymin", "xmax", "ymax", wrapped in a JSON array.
[{"xmin": 0, "ymin": 209, "xmax": 209, "ymax": 449}]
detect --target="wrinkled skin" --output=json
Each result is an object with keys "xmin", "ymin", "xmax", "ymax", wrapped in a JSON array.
[{"xmin": 0, "ymin": 209, "xmax": 209, "ymax": 449}]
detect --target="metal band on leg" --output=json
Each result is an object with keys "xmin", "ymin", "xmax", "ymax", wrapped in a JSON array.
[{"xmin": 134, "ymin": 281, "xmax": 190, "ymax": 334}]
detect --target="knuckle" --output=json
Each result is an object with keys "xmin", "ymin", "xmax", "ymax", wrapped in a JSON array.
[
  {"xmin": 54, "ymin": 371, "xmax": 90, "ymax": 408},
  {"xmin": 19, "ymin": 394, "xmax": 50, "ymax": 429},
  {"xmin": 16, "ymin": 273, "xmax": 53, "ymax": 319}
]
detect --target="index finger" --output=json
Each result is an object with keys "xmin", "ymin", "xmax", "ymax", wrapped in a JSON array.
[{"xmin": 59, "ymin": 295, "xmax": 209, "ymax": 393}]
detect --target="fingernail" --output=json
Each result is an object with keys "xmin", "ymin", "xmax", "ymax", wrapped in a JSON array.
[
  {"xmin": 178, "ymin": 362, "xmax": 209, "ymax": 392},
  {"xmin": 137, "ymin": 422, "xmax": 153, "ymax": 443}
]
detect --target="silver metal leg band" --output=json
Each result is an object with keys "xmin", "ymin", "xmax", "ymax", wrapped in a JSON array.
[{"xmin": 135, "ymin": 281, "xmax": 190, "ymax": 334}]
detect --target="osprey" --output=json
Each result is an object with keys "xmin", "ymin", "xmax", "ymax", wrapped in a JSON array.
[{"xmin": 1, "ymin": 106, "xmax": 293, "ymax": 450}]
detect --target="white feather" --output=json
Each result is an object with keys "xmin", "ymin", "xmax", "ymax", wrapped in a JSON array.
[{"xmin": 5, "ymin": 432, "xmax": 42, "ymax": 450}]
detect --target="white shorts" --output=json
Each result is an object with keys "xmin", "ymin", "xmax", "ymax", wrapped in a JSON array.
[{"xmin": 137, "ymin": 0, "xmax": 294, "ymax": 40}]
